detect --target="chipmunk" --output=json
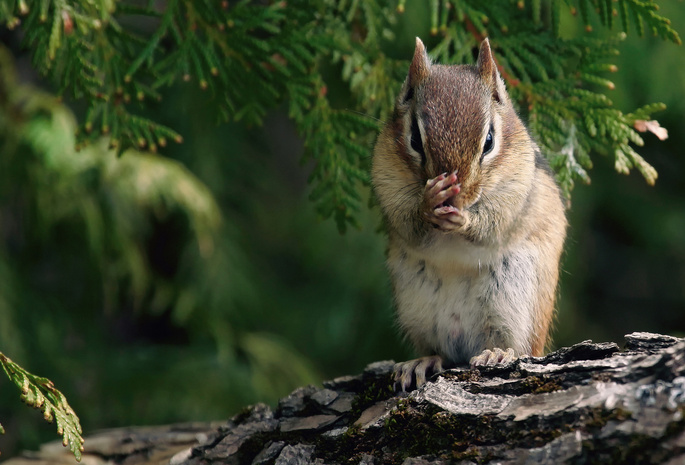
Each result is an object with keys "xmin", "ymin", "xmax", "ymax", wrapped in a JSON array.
[{"xmin": 372, "ymin": 38, "xmax": 567, "ymax": 391}]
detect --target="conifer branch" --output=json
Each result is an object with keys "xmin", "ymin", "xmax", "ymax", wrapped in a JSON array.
[
  {"xmin": 1, "ymin": 0, "xmax": 678, "ymax": 227},
  {"xmin": 0, "ymin": 353, "xmax": 84, "ymax": 462}
]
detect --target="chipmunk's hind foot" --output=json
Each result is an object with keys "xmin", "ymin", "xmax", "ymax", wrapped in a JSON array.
[
  {"xmin": 469, "ymin": 347, "xmax": 517, "ymax": 367},
  {"xmin": 393, "ymin": 355, "xmax": 444, "ymax": 392}
]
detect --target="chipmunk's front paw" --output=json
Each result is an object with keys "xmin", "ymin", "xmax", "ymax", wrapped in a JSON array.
[
  {"xmin": 469, "ymin": 347, "xmax": 517, "ymax": 367},
  {"xmin": 423, "ymin": 171, "xmax": 465, "ymax": 231},
  {"xmin": 394, "ymin": 355, "xmax": 444, "ymax": 392}
]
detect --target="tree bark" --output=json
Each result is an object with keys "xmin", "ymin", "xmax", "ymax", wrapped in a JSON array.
[{"xmin": 6, "ymin": 332, "xmax": 685, "ymax": 464}]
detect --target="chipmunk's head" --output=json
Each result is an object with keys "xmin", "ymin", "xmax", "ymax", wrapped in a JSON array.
[{"xmin": 391, "ymin": 38, "xmax": 528, "ymax": 210}]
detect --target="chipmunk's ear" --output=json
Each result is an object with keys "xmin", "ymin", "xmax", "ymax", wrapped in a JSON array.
[
  {"xmin": 477, "ymin": 38, "xmax": 506, "ymax": 104},
  {"xmin": 400, "ymin": 37, "xmax": 431, "ymax": 105},
  {"xmin": 409, "ymin": 37, "xmax": 431, "ymax": 88},
  {"xmin": 403, "ymin": 37, "xmax": 431, "ymax": 102}
]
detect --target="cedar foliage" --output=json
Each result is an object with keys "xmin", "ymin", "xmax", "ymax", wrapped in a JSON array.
[
  {"xmin": 0, "ymin": 354, "xmax": 84, "ymax": 461},
  {"xmin": 1, "ymin": 0, "xmax": 679, "ymax": 230}
]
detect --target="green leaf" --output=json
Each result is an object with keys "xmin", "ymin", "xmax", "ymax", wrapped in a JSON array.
[{"xmin": 0, "ymin": 353, "xmax": 84, "ymax": 461}]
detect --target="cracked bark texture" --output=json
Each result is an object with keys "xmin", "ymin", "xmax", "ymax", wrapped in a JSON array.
[{"xmin": 6, "ymin": 332, "xmax": 685, "ymax": 465}]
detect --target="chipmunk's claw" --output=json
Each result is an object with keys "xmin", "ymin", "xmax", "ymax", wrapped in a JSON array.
[
  {"xmin": 469, "ymin": 347, "xmax": 517, "ymax": 367},
  {"xmin": 394, "ymin": 355, "xmax": 444, "ymax": 392}
]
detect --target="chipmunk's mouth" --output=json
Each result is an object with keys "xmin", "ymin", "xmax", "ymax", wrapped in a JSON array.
[
  {"xmin": 437, "ymin": 195, "xmax": 460, "ymax": 212},
  {"xmin": 437, "ymin": 201, "xmax": 460, "ymax": 213},
  {"xmin": 442, "ymin": 188, "xmax": 481, "ymax": 211}
]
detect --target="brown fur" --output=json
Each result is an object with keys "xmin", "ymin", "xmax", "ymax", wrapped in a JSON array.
[{"xmin": 373, "ymin": 38, "xmax": 567, "ymax": 365}]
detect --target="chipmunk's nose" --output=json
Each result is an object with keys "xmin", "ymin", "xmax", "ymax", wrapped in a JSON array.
[{"xmin": 428, "ymin": 151, "xmax": 472, "ymax": 183}]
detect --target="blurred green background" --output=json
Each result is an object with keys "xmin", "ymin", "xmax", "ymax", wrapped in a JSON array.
[{"xmin": 1, "ymin": 1, "xmax": 684, "ymax": 460}]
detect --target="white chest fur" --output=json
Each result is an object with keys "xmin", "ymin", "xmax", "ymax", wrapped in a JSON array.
[{"xmin": 388, "ymin": 238, "xmax": 537, "ymax": 364}]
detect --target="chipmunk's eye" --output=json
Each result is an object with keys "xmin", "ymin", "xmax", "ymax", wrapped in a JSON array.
[
  {"xmin": 481, "ymin": 126, "xmax": 494, "ymax": 161},
  {"xmin": 410, "ymin": 115, "xmax": 426, "ymax": 165}
]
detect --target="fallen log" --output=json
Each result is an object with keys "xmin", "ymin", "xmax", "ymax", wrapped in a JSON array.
[{"xmin": 6, "ymin": 332, "xmax": 685, "ymax": 464}]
